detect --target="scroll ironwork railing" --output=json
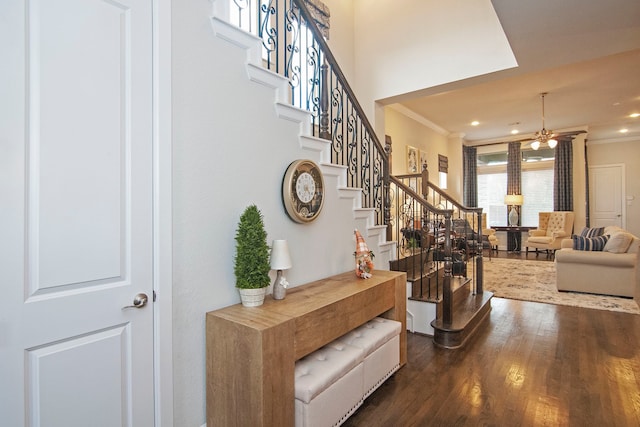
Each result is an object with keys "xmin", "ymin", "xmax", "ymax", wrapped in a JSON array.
[
  {"xmin": 223, "ymin": 0, "xmax": 389, "ymax": 226},
  {"xmin": 390, "ymin": 169, "xmax": 486, "ymax": 324}
]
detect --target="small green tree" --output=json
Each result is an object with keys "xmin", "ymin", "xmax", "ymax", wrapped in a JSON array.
[{"xmin": 234, "ymin": 205, "xmax": 271, "ymax": 289}]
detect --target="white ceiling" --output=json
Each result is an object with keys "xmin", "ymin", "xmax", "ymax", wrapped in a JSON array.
[{"xmin": 394, "ymin": 0, "xmax": 640, "ymax": 145}]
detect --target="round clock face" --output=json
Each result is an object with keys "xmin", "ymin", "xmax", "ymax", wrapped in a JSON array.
[
  {"xmin": 282, "ymin": 160, "xmax": 324, "ymax": 223},
  {"xmin": 296, "ymin": 172, "xmax": 316, "ymax": 203}
]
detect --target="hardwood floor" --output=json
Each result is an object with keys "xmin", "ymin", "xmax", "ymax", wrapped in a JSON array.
[{"xmin": 344, "ymin": 260, "xmax": 640, "ymax": 426}]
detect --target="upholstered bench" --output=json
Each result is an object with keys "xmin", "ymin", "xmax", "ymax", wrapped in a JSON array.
[
  {"xmin": 294, "ymin": 317, "xmax": 401, "ymax": 427},
  {"xmin": 336, "ymin": 317, "xmax": 401, "ymax": 399},
  {"xmin": 294, "ymin": 341, "xmax": 364, "ymax": 427}
]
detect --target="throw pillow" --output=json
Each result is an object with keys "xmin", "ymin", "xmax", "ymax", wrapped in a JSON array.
[
  {"xmin": 603, "ymin": 232, "xmax": 633, "ymax": 253},
  {"xmin": 579, "ymin": 227, "xmax": 605, "ymax": 238},
  {"xmin": 572, "ymin": 235, "xmax": 609, "ymax": 251}
]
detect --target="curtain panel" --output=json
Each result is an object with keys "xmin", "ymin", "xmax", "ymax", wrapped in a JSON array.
[
  {"xmin": 554, "ymin": 138, "xmax": 573, "ymax": 211},
  {"xmin": 507, "ymin": 142, "xmax": 521, "ymax": 195},
  {"xmin": 463, "ymin": 145, "xmax": 477, "ymax": 207}
]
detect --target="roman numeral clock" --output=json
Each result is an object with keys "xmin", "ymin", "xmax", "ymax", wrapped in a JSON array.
[{"xmin": 282, "ymin": 159, "xmax": 325, "ymax": 223}]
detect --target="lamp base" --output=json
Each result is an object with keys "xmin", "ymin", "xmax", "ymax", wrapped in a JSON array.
[
  {"xmin": 508, "ymin": 206, "xmax": 519, "ymax": 227},
  {"xmin": 273, "ymin": 270, "xmax": 287, "ymax": 300}
]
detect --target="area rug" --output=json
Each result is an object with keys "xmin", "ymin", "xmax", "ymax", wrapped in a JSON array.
[{"xmin": 483, "ymin": 258, "xmax": 640, "ymax": 314}]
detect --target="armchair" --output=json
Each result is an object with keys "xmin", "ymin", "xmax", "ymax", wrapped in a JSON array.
[
  {"xmin": 524, "ymin": 211, "xmax": 574, "ymax": 257},
  {"xmin": 480, "ymin": 213, "xmax": 499, "ymax": 253},
  {"xmin": 463, "ymin": 213, "xmax": 498, "ymax": 254},
  {"xmin": 455, "ymin": 213, "xmax": 496, "ymax": 259}
]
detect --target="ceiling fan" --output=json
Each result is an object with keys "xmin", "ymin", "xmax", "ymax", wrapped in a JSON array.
[
  {"xmin": 531, "ymin": 92, "xmax": 556, "ymax": 150},
  {"xmin": 517, "ymin": 92, "xmax": 587, "ymax": 150}
]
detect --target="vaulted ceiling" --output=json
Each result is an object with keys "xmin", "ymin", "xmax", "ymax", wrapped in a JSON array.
[{"xmin": 395, "ymin": 0, "xmax": 640, "ymax": 145}]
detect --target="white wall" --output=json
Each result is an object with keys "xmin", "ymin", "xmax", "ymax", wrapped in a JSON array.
[
  {"xmin": 384, "ymin": 106, "xmax": 462, "ymax": 201},
  {"xmin": 587, "ymin": 138, "xmax": 640, "ymax": 236},
  {"xmin": 352, "ymin": 0, "xmax": 517, "ymax": 119},
  {"xmin": 324, "ymin": 0, "xmax": 356, "ymax": 82},
  {"xmin": 348, "ymin": 0, "xmax": 517, "ymax": 191},
  {"xmin": 171, "ymin": 1, "xmax": 390, "ymax": 425}
]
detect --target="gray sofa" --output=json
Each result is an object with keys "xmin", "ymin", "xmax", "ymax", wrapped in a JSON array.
[{"xmin": 555, "ymin": 226, "xmax": 640, "ymax": 298}]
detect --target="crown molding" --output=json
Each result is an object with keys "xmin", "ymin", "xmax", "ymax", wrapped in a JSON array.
[
  {"xmin": 587, "ymin": 134, "xmax": 640, "ymax": 145},
  {"xmin": 387, "ymin": 104, "xmax": 449, "ymax": 136}
]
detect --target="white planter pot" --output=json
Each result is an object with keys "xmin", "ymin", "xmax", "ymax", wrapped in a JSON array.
[{"xmin": 238, "ymin": 287, "xmax": 267, "ymax": 307}]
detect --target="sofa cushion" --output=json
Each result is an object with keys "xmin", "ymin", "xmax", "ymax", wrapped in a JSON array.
[
  {"xmin": 604, "ymin": 225, "xmax": 625, "ymax": 235},
  {"xmin": 572, "ymin": 235, "xmax": 609, "ymax": 251},
  {"xmin": 579, "ymin": 227, "xmax": 605, "ymax": 238},
  {"xmin": 604, "ymin": 232, "xmax": 634, "ymax": 253},
  {"xmin": 528, "ymin": 235, "xmax": 553, "ymax": 244}
]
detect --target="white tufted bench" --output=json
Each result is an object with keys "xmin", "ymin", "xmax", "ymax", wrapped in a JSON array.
[
  {"xmin": 294, "ymin": 317, "xmax": 401, "ymax": 427},
  {"xmin": 336, "ymin": 317, "xmax": 401, "ymax": 399},
  {"xmin": 294, "ymin": 341, "xmax": 364, "ymax": 427}
]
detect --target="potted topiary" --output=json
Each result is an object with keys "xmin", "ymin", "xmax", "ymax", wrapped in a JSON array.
[{"xmin": 234, "ymin": 205, "xmax": 271, "ymax": 307}]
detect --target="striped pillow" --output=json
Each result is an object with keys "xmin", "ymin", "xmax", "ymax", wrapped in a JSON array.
[
  {"xmin": 572, "ymin": 234, "xmax": 609, "ymax": 251},
  {"xmin": 579, "ymin": 227, "xmax": 605, "ymax": 238}
]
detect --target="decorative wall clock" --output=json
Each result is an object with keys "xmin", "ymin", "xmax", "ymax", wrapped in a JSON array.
[{"xmin": 282, "ymin": 159, "xmax": 325, "ymax": 223}]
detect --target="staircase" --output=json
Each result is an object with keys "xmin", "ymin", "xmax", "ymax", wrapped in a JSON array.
[
  {"xmin": 390, "ymin": 173, "xmax": 492, "ymax": 347},
  {"xmin": 211, "ymin": 0, "xmax": 491, "ymax": 349}
]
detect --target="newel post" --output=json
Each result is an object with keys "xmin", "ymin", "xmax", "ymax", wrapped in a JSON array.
[{"xmin": 442, "ymin": 211, "xmax": 453, "ymax": 325}]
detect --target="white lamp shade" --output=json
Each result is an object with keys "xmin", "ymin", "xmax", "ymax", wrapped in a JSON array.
[
  {"xmin": 270, "ymin": 240, "xmax": 292, "ymax": 270},
  {"xmin": 504, "ymin": 194, "xmax": 524, "ymax": 206},
  {"xmin": 547, "ymin": 138, "xmax": 558, "ymax": 148},
  {"xmin": 531, "ymin": 140, "xmax": 541, "ymax": 150}
]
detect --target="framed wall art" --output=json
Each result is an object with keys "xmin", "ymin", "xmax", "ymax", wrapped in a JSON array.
[{"xmin": 406, "ymin": 145, "xmax": 418, "ymax": 173}]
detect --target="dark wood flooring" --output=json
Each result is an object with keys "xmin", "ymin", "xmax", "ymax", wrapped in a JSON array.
[{"xmin": 344, "ymin": 252, "xmax": 640, "ymax": 427}]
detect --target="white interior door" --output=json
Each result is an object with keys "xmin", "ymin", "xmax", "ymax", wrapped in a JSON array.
[
  {"xmin": 589, "ymin": 164, "xmax": 625, "ymax": 229},
  {"xmin": 0, "ymin": 0, "xmax": 155, "ymax": 425}
]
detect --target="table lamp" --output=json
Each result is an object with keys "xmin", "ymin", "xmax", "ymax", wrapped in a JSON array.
[
  {"xmin": 270, "ymin": 239, "xmax": 292, "ymax": 300},
  {"xmin": 504, "ymin": 194, "xmax": 523, "ymax": 226}
]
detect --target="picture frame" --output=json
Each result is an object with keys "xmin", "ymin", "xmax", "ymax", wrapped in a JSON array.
[{"xmin": 406, "ymin": 145, "xmax": 418, "ymax": 173}]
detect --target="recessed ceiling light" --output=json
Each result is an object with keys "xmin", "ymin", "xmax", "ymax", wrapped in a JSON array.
[
  {"xmin": 511, "ymin": 129, "xmax": 519, "ymax": 135},
  {"xmin": 471, "ymin": 121, "xmax": 480, "ymax": 126},
  {"xmin": 630, "ymin": 113, "xmax": 640, "ymax": 118},
  {"xmin": 619, "ymin": 128, "xmax": 629, "ymax": 133}
]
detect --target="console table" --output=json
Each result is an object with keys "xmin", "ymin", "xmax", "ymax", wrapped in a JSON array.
[
  {"xmin": 492, "ymin": 226, "xmax": 535, "ymax": 252},
  {"xmin": 206, "ymin": 270, "xmax": 407, "ymax": 427}
]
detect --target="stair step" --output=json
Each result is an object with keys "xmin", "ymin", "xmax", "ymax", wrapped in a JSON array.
[
  {"xmin": 389, "ymin": 252, "xmax": 430, "ymax": 274},
  {"xmin": 431, "ymin": 291, "xmax": 493, "ymax": 349},
  {"xmin": 409, "ymin": 274, "xmax": 470, "ymax": 303}
]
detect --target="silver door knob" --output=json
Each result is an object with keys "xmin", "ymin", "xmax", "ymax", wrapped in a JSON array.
[{"xmin": 122, "ymin": 293, "xmax": 148, "ymax": 309}]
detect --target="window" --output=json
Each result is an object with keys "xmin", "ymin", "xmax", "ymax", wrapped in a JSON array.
[
  {"xmin": 438, "ymin": 154, "xmax": 448, "ymax": 189},
  {"xmin": 439, "ymin": 172, "xmax": 448, "ymax": 190},
  {"xmin": 477, "ymin": 146, "xmax": 554, "ymax": 226},
  {"xmin": 478, "ymin": 172, "xmax": 507, "ymax": 226},
  {"xmin": 521, "ymin": 169, "xmax": 553, "ymax": 225}
]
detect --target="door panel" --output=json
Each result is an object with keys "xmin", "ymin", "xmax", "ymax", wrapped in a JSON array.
[
  {"xmin": 0, "ymin": 0, "xmax": 154, "ymax": 425},
  {"xmin": 589, "ymin": 165, "xmax": 624, "ymax": 229},
  {"xmin": 33, "ymin": 0, "xmax": 129, "ymax": 290},
  {"xmin": 27, "ymin": 326, "xmax": 130, "ymax": 427}
]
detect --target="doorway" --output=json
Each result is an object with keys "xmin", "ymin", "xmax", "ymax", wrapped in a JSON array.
[{"xmin": 589, "ymin": 164, "xmax": 625, "ymax": 229}]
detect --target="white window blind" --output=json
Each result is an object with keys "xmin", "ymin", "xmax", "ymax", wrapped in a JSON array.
[
  {"xmin": 521, "ymin": 169, "xmax": 554, "ymax": 226},
  {"xmin": 477, "ymin": 172, "xmax": 507, "ymax": 226},
  {"xmin": 477, "ymin": 166, "xmax": 554, "ymax": 227}
]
